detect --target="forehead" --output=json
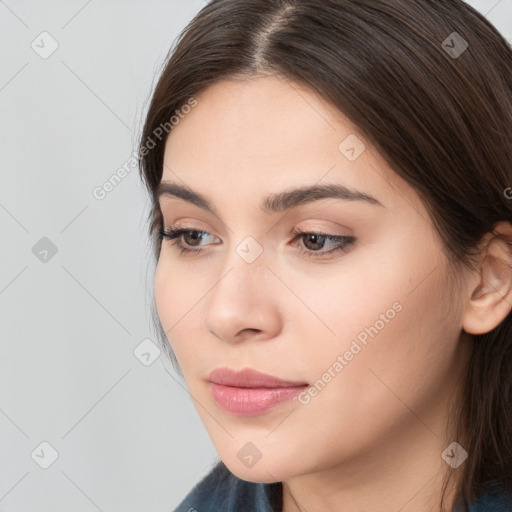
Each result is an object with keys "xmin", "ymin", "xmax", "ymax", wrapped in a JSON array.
[{"xmin": 161, "ymin": 76, "xmax": 423, "ymax": 216}]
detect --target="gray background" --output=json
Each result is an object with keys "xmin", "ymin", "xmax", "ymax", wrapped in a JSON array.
[{"xmin": 1, "ymin": 1, "xmax": 511, "ymax": 511}]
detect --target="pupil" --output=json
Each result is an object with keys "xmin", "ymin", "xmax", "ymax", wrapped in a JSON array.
[
  {"xmin": 186, "ymin": 231, "xmax": 201, "ymax": 246},
  {"xmin": 305, "ymin": 234, "xmax": 325, "ymax": 250}
]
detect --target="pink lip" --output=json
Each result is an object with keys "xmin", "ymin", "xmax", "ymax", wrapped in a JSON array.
[
  {"xmin": 208, "ymin": 367, "xmax": 307, "ymax": 388},
  {"xmin": 207, "ymin": 367, "xmax": 308, "ymax": 416}
]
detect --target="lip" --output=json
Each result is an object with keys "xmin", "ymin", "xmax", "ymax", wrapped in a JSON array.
[
  {"xmin": 207, "ymin": 367, "xmax": 308, "ymax": 388},
  {"xmin": 207, "ymin": 367, "xmax": 308, "ymax": 416}
]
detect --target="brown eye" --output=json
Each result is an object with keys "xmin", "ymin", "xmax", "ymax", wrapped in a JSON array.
[{"xmin": 291, "ymin": 228, "xmax": 356, "ymax": 258}]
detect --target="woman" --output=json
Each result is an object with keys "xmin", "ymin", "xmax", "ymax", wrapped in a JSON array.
[{"xmin": 138, "ymin": 1, "xmax": 512, "ymax": 510}]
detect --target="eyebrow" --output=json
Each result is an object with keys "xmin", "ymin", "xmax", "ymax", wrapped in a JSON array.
[{"xmin": 156, "ymin": 181, "xmax": 384, "ymax": 215}]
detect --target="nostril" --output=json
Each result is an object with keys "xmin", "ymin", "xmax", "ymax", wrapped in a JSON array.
[{"xmin": 238, "ymin": 328, "xmax": 262, "ymax": 337}]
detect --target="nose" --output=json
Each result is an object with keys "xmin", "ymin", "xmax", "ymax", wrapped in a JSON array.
[{"xmin": 202, "ymin": 244, "xmax": 283, "ymax": 344}]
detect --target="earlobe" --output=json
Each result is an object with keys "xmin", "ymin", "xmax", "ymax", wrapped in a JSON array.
[{"xmin": 462, "ymin": 224, "xmax": 512, "ymax": 335}]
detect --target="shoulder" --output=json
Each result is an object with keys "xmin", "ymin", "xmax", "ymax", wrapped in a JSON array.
[
  {"xmin": 456, "ymin": 488, "xmax": 512, "ymax": 512},
  {"xmin": 171, "ymin": 459, "xmax": 281, "ymax": 512},
  {"xmin": 470, "ymin": 488, "xmax": 512, "ymax": 512}
]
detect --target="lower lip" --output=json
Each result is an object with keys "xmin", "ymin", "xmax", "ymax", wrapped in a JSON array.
[{"xmin": 209, "ymin": 383, "xmax": 307, "ymax": 416}]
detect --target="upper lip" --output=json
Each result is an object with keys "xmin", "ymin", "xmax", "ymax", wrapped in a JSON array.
[{"xmin": 207, "ymin": 367, "xmax": 308, "ymax": 388}]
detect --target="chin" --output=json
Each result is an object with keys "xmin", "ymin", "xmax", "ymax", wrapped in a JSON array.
[{"xmin": 221, "ymin": 453, "xmax": 300, "ymax": 483}]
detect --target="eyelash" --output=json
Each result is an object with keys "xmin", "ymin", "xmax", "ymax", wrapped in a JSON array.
[{"xmin": 158, "ymin": 226, "xmax": 355, "ymax": 259}]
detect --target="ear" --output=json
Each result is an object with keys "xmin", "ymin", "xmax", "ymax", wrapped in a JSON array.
[{"xmin": 462, "ymin": 221, "xmax": 512, "ymax": 335}]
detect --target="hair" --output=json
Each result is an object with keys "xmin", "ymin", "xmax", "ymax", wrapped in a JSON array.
[{"xmin": 137, "ymin": 0, "xmax": 512, "ymax": 509}]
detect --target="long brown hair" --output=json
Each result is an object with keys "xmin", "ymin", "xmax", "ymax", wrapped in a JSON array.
[{"xmin": 138, "ymin": 1, "xmax": 512, "ymax": 509}]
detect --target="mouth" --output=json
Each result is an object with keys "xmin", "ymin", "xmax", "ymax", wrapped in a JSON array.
[
  {"xmin": 207, "ymin": 367, "xmax": 308, "ymax": 388},
  {"xmin": 207, "ymin": 367, "xmax": 309, "ymax": 416}
]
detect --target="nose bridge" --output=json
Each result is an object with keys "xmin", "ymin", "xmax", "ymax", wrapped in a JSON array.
[
  {"xmin": 213, "ymin": 234, "xmax": 270, "ymax": 305},
  {"xmin": 202, "ymin": 233, "xmax": 281, "ymax": 340}
]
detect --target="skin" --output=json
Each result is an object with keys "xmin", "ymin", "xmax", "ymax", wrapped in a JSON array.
[{"xmin": 154, "ymin": 75, "xmax": 512, "ymax": 512}]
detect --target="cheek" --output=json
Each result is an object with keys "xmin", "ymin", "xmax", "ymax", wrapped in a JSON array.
[
  {"xmin": 289, "ymin": 237, "xmax": 457, "ymax": 410},
  {"xmin": 154, "ymin": 257, "xmax": 214, "ymax": 379},
  {"xmin": 154, "ymin": 259, "xmax": 173, "ymax": 322},
  {"xmin": 306, "ymin": 229, "xmax": 449, "ymax": 349},
  {"xmin": 285, "ymin": 250, "xmax": 412, "ymax": 354},
  {"xmin": 154, "ymin": 259, "xmax": 193, "ymax": 354},
  {"xmin": 154, "ymin": 257, "xmax": 197, "ymax": 319},
  {"xmin": 274, "ymin": 270, "xmax": 457, "ymax": 472},
  {"xmin": 302, "ymin": 263, "xmax": 456, "ymax": 414}
]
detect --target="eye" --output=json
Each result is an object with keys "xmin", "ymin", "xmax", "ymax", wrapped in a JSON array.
[
  {"xmin": 289, "ymin": 228, "xmax": 355, "ymax": 258},
  {"xmin": 159, "ymin": 225, "xmax": 356, "ymax": 258},
  {"xmin": 159, "ymin": 226, "xmax": 219, "ymax": 255}
]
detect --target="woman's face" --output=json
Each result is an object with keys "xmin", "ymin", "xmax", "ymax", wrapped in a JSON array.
[{"xmin": 154, "ymin": 75, "xmax": 472, "ymax": 484}]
